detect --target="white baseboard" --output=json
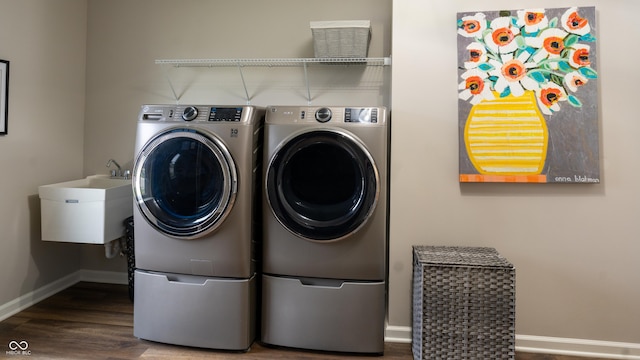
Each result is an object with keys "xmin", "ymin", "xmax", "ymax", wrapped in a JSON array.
[
  {"xmin": 385, "ymin": 326, "xmax": 640, "ymax": 359},
  {"xmin": 516, "ymin": 335, "xmax": 640, "ymax": 360},
  {"xmin": 0, "ymin": 272, "xmax": 81, "ymax": 322},
  {"xmin": 385, "ymin": 325, "xmax": 412, "ymax": 343},
  {"xmin": 0, "ymin": 270, "xmax": 128, "ymax": 322}
]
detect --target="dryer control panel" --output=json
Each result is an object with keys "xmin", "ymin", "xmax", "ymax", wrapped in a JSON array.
[
  {"xmin": 294, "ymin": 107, "xmax": 381, "ymax": 124},
  {"xmin": 266, "ymin": 106, "xmax": 387, "ymax": 126},
  {"xmin": 344, "ymin": 108, "xmax": 379, "ymax": 123}
]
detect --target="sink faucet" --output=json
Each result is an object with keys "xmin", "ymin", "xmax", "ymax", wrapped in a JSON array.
[{"xmin": 106, "ymin": 159, "xmax": 122, "ymax": 177}]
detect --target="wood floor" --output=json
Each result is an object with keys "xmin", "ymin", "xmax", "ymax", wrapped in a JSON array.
[{"xmin": 0, "ymin": 282, "xmax": 606, "ymax": 359}]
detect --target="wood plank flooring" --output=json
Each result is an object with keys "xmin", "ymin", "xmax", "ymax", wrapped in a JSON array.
[{"xmin": 0, "ymin": 282, "xmax": 606, "ymax": 359}]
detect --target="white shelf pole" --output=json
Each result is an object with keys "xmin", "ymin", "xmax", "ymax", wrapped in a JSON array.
[{"xmin": 303, "ymin": 61, "xmax": 311, "ymax": 105}]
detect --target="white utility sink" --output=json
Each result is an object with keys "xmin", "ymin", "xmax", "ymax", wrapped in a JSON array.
[{"xmin": 39, "ymin": 175, "xmax": 133, "ymax": 244}]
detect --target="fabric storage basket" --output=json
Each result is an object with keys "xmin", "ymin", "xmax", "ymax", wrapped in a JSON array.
[
  {"xmin": 310, "ymin": 20, "xmax": 371, "ymax": 58},
  {"xmin": 412, "ymin": 246, "xmax": 516, "ymax": 360}
]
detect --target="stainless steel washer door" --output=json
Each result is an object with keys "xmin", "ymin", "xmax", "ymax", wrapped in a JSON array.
[
  {"xmin": 134, "ymin": 128, "xmax": 237, "ymax": 239},
  {"xmin": 266, "ymin": 129, "xmax": 379, "ymax": 241}
]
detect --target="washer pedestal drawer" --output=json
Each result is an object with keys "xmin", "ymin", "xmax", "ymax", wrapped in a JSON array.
[
  {"xmin": 260, "ymin": 274, "xmax": 385, "ymax": 354},
  {"xmin": 134, "ymin": 269, "xmax": 255, "ymax": 350}
]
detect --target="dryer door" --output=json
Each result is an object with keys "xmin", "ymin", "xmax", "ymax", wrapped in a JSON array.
[
  {"xmin": 266, "ymin": 129, "xmax": 379, "ymax": 241},
  {"xmin": 133, "ymin": 128, "xmax": 237, "ymax": 239}
]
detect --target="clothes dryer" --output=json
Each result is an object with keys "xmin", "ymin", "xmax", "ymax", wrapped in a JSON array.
[
  {"xmin": 132, "ymin": 104, "xmax": 264, "ymax": 350},
  {"xmin": 261, "ymin": 106, "xmax": 389, "ymax": 354}
]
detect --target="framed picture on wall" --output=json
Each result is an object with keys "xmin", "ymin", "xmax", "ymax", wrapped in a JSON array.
[
  {"xmin": 0, "ymin": 59, "xmax": 8, "ymax": 135},
  {"xmin": 457, "ymin": 7, "xmax": 599, "ymax": 184}
]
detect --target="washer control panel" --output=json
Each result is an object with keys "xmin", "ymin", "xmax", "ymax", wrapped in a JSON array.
[
  {"xmin": 315, "ymin": 108, "xmax": 332, "ymax": 123},
  {"xmin": 208, "ymin": 107, "xmax": 243, "ymax": 122},
  {"xmin": 139, "ymin": 105, "xmax": 245, "ymax": 122},
  {"xmin": 182, "ymin": 106, "xmax": 199, "ymax": 121}
]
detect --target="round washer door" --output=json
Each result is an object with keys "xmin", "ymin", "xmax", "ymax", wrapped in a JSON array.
[
  {"xmin": 266, "ymin": 129, "xmax": 379, "ymax": 241},
  {"xmin": 133, "ymin": 128, "xmax": 237, "ymax": 239}
]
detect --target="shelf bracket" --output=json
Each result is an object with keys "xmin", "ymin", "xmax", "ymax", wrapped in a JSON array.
[
  {"xmin": 161, "ymin": 65, "xmax": 180, "ymax": 104},
  {"xmin": 236, "ymin": 61, "xmax": 251, "ymax": 105}
]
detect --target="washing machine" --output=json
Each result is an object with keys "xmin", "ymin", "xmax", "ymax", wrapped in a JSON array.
[
  {"xmin": 132, "ymin": 104, "xmax": 264, "ymax": 350},
  {"xmin": 260, "ymin": 105, "xmax": 389, "ymax": 354}
]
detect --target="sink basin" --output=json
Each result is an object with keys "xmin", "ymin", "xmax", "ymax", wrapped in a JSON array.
[{"xmin": 39, "ymin": 175, "xmax": 133, "ymax": 244}]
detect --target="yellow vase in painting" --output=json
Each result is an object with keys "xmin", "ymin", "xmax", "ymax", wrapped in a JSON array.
[{"xmin": 464, "ymin": 90, "xmax": 548, "ymax": 176}]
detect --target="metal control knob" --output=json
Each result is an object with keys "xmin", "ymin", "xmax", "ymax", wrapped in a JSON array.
[
  {"xmin": 315, "ymin": 107, "xmax": 332, "ymax": 123},
  {"xmin": 182, "ymin": 106, "xmax": 198, "ymax": 121}
]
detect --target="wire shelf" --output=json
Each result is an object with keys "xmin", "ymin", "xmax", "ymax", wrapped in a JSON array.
[
  {"xmin": 155, "ymin": 57, "xmax": 391, "ymax": 67},
  {"xmin": 155, "ymin": 57, "xmax": 391, "ymax": 104}
]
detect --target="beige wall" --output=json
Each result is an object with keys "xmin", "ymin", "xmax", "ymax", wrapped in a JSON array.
[
  {"xmin": 1, "ymin": 0, "xmax": 639, "ymax": 354},
  {"xmin": 0, "ymin": 0, "xmax": 86, "ymax": 305},
  {"xmin": 80, "ymin": 0, "xmax": 392, "ymax": 271},
  {"xmin": 391, "ymin": 0, "xmax": 640, "ymax": 347}
]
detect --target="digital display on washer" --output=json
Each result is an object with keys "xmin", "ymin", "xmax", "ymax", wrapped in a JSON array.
[
  {"xmin": 208, "ymin": 107, "xmax": 242, "ymax": 121},
  {"xmin": 345, "ymin": 108, "xmax": 378, "ymax": 123}
]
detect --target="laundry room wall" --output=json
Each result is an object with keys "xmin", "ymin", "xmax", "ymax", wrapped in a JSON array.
[
  {"xmin": 0, "ymin": 0, "xmax": 86, "ymax": 311},
  {"xmin": 80, "ymin": 0, "xmax": 393, "ymax": 271},
  {"xmin": 80, "ymin": 0, "xmax": 640, "ymax": 356},
  {"xmin": 390, "ymin": 0, "xmax": 640, "ymax": 355}
]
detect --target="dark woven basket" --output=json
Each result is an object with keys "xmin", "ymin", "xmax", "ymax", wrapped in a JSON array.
[{"xmin": 412, "ymin": 246, "xmax": 515, "ymax": 360}]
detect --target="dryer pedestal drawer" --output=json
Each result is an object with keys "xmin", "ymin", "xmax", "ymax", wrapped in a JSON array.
[
  {"xmin": 134, "ymin": 270, "xmax": 255, "ymax": 350},
  {"xmin": 260, "ymin": 274, "xmax": 385, "ymax": 354}
]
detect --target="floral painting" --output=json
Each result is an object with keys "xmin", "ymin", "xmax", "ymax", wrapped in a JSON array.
[{"xmin": 457, "ymin": 7, "xmax": 599, "ymax": 183}]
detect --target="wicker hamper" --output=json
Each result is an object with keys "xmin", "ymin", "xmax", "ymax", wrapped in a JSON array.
[
  {"xmin": 310, "ymin": 20, "xmax": 371, "ymax": 58},
  {"xmin": 412, "ymin": 246, "xmax": 515, "ymax": 360}
]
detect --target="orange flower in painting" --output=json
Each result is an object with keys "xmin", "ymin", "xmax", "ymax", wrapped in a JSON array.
[
  {"xmin": 492, "ymin": 28, "xmax": 515, "ymax": 47},
  {"xmin": 484, "ymin": 17, "xmax": 520, "ymax": 54},
  {"xmin": 535, "ymin": 83, "xmax": 567, "ymax": 115},
  {"xmin": 524, "ymin": 12, "xmax": 544, "ymax": 26},
  {"xmin": 569, "ymin": 44, "xmax": 591, "ymax": 68},
  {"xmin": 561, "ymin": 7, "xmax": 591, "ymax": 36},
  {"xmin": 464, "ymin": 42, "xmax": 487, "ymax": 69},
  {"xmin": 488, "ymin": 51, "xmax": 539, "ymax": 97},
  {"xmin": 465, "ymin": 76, "xmax": 485, "ymax": 95},
  {"xmin": 462, "ymin": 20, "xmax": 482, "ymax": 34},
  {"xmin": 527, "ymin": 28, "xmax": 568, "ymax": 65},
  {"xmin": 458, "ymin": 13, "xmax": 487, "ymax": 38},
  {"xmin": 517, "ymin": 9, "xmax": 548, "ymax": 33},
  {"xmin": 458, "ymin": 69, "xmax": 495, "ymax": 105},
  {"xmin": 542, "ymin": 36, "xmax": 565, "ymax": 55},
  {"xmin": 501, "ymin": 59, "xmax": 527, "ymax": 82},
  {"xmin": 540, "ymin": 88, "xmax": 562, "ymax": 107},
  {"xmin": 563, "ymin": 71, "xmax": 588, "ymax": 92}
]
